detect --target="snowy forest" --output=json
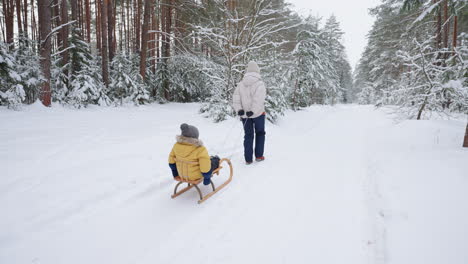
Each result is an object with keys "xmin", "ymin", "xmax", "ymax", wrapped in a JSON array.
[
  {"xmin": 354, "ymin": 0, "xmax": 468, "ymax": 120},
  {"xmin": 2, "ymin": 1, "xmax": 468, "ymax": 263},
  {"xmin": 0, "ymin": 0, "xmax": 353, "ymax": 122},
  {"xmin": 1, "ymin": 0, "xmax": 467, "ymax": 138}
]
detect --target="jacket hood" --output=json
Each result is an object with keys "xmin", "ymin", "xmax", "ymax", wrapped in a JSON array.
[
  {"xmin": 174, "ymin": 135, "xmax": 204, "ymax": 158},
  {"xmin": 242, "ymin": 72, "xmax": 262, "ymax": 87},
  {"xmin": 246, "ymin": 61, "xmax": 260, "ymax": 74},
  {"xmin": 176, "ymin": 135, "xmax": 204, "ymax": 147}
]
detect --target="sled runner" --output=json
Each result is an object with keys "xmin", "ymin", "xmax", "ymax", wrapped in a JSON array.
[{"xmin": 171, "ymin": 158, "xmax": 233, "ymax": 204}]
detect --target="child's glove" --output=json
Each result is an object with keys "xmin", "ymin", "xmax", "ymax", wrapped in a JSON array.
[
  {"xmin": 169, "ymin": 163, "xmax": 178, "ymax": 177},
  {"xmin": 202, "ymin": 172, "xmax": 212, "ymax": 185},
  {"xmin": 238, "ymin": 109, "xmax": 245, "ymax": 116},
  {"xmin": 246, "ymin": 111, "xmax": 254, "ymax": 117}
]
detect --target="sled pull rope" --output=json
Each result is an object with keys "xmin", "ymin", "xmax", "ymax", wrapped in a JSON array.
[
  {"xmin": 226, "ymin": 118, "xmax": 248, "ymax": 160},
  {"xmin": 216, "ymin": 117, "xmax": 248, "ymax": 159}
]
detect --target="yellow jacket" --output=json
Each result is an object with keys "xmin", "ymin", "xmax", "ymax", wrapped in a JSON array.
[{"xmin": 168, "ymin": 135, "xmax": 211, "ymax": 180}]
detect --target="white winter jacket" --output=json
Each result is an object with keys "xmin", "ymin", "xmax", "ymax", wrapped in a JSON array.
[{"xmin": 232, "ymin": 72, "xmax": 266, "ymax": 119}]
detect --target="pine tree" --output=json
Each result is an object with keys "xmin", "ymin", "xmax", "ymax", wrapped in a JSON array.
[
  {"xmin": 0, "ymin": 39, "xmax": 43, "ymax": 108},
  {"xmin": 0, "ymin": 42, "xmax": 24, "ymax": 108},
  {"xmin": 110, "ymin": 52, "xmax": 149, "ymax": 105},
  {"xmin": 291, "ymin": 16, "xmax": 338, "ymax": 109},
  {"xmin": 261, "ymin": 51, "xmax": 290, "ymax": 122},
  {"xmin": 323, "ymin": 15, "xmax": 352, "ymax": 104},
  {"xmin": 66, "ymin": 29, "xmax": 111, "ymax": 107},
  {"xmin": 12, "ymin": 37, "xmax": 43, "ymax": 104}
]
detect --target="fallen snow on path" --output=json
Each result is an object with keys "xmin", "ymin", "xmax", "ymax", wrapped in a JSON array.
[{"xmin": 1, "ymin": 103, "xmax": 467, "ymax": 264}]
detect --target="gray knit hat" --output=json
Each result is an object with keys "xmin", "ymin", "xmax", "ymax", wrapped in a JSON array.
[{"xmin": 180, "ymin": 123, "xmax": 199, "ymax": 139}]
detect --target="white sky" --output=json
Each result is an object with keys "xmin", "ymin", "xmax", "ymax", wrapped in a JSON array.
[{"xmin": 286, "ymin": 0, "xmax": 381, "ymax": 70}]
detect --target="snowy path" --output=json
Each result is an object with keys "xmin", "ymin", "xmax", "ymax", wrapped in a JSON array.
[{"xmin": 1, "ymin": 104, "xmax": 467, "ymax": 264}]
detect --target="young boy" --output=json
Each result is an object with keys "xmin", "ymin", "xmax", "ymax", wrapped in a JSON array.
[{"xmin": 168, "ymin": 123, "xmax": 219, "ymax": 185}]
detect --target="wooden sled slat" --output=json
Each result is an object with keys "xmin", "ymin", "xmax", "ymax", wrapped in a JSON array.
[
  {"xmin": 171, "ymin": 183, "xmax": 195, "ymax": 199},
  {"xmin": 197, "ymin": 158, "xmax": 233, "ymax": 204},
  {"xmin": 171, "ymin": 158, "xmax": 233, "ymax": 204}
]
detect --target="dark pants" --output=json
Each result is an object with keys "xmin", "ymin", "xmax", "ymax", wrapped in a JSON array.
[{"xmin": 242, "ymin": 115, "xmax": 266, "ymax": 162}]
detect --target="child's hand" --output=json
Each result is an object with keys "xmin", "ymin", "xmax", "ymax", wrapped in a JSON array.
[
  {"xmin": 238, "ymin": 109, "xmax": 245, "ymax": 116},
  {"xmin": 246, "ymin": 111, "xmax": 254, "ymax": 117}
]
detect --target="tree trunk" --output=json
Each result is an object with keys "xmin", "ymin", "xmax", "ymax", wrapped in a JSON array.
[
  {"xmin": 162, "ymin": 0, "xmax": 171, "ymax": 99},
  {"xmin": 96, "ymin": 0, "xmax": 101, "ymax": 54},
  {"xmin": 38, "ymin": 0, "xmax": 52, "ymax": 106},
  {"xmin": 163, "ymin": 0, "xmax": 170, "ymax": 59},
  {"xmin": 443, "ymin": 0, "xmax": 448, "ymax": 49},
  {"xmin": 435, "ymin": 0, "xmax": 442, "ymax": 50},
  {"xmin": 156, "ymin": 2, "xmax": 159, "ymax": 63},
  {"xmin": 151, "ymin": 4, "xmax": 156, "ymax": 73},
  {"xmin": 463, "ymin": 123, "xmax": 468, "ymax": 148},
  {"xmin": 100, "ymin": 0, "xmax": 109, "ymax": 87},
  {"xmin": 121, "ymin": 0, "xmax": 126, "ymax": 52},
  {"xmin": 160, "ymin": 0, "xmax": 165, "ymax": 59},
  {"xmin": 71, "ymin": 0, "xmax": 77, "ymax": 26},
  {"xmin": 113, "ymin": 2, "xmax": 116, "ymax": 53},
  {"xmin": 15, "ymin": 0, "xmax": 22, "ymax": 35},
  {"xmin": 60, "ymin": 0, "xmax": 69, "ymax": 68},
  {"xmin": 54, "ymin": 0, "xmax": 60, "ymax": 50},
  {"xmin": 80, "ymin": 0, "xmax": 84, "ymax": 33},
  {"xmin": 139, "ymin": 0, "xmax": 151, "ymax": 79},
  {"xmin": 85, "ymin": 0, "xmax": 90, "ymax": 42},
  {"xmin": 118, "ymin": 2, "xmax": 122, "ymax": 51},
  {"xmin": 5, "ymin": 0, "xmax": 14, "ymax": 44},
  {"xmin": 126, "ymin": 0, "xmax": 130, "ymax": 52},
  {"xmin": 0, "ymin": 1, "xmax": 5, "ymax": 42},
  {"xmin": 135, "ymin": 0, "xmax": 141, "ymax": 52},
  {"xmin": 107, "ymin": 0, "xmax": 114, "ymax": 62},
  {"xmin": 31, "ymin": 0, "xmax": 37, "ymax": 42},
  {"xmin": 23, "ymin": 0, "xmax": 28, "ymax": 38},
  {"xmin": 453, "ymin": 16, "xmax": 458, "ymax": 48}
]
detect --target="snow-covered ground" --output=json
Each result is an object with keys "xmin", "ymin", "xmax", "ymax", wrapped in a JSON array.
[{"xmin": 1, "ymin": 103, "xmax": 467, "ymax": 264}]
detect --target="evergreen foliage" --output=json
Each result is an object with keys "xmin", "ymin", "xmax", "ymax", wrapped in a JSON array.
[
  {"xmin": 355, "ymin": 0, "xmax": 468, "ymax": 118},
  {"xmin": 0, "ymin": 39, "xmax": 43, "ymax": 108},
  {"xmin": 66, "ymin": 30, "xmax": 111, "ymax": 107},
  {"xmin": 291, "ymin": 16, "xmax": 338, "ymax": 109},
  {"xmin": 2, "ymin": 0, "xmax": 354, "ymax": 124},
  {"xmin": 110, "ymin": 53, "xmax": 149, "ymax": 105}
]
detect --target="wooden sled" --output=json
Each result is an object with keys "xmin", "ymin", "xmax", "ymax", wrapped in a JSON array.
[{"xmin": 171, "ymin": 158, "xmax": 233, "ymax": 204}]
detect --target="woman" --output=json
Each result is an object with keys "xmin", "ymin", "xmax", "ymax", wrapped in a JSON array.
[{"xmin": 232, "ymin": 61, "xmax": 267, "ymax": 165}]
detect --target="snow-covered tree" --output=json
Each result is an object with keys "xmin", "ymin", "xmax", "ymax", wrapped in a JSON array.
[
  {"xmin": 51, "ymin": 54, "xmax": 69, "ymax": 104},
  {"xmin": 260, "ymin": 50, "xmax": 291, "ymax": 122},
  {"xmin": 66, "ymin": 30, "xmax": 111, "ymax": 107},
  {"xmin": 357, "ymin": 83, "xmax": 377, "ymax": 105},
  {"xmin": 354, "ymin": 0, "xmax": 468, "ymax": 120},
  {"xmin": 167, "ymin": 54, "xmax": 217, "ymax": 102},
  {"xmin": 0, "ymin": 42, "xmax": 24, "ymax": 108},
  {"xmin": 354, "ymin": 2, "xmax": 410, "ymax": 104},
  {"xmin": 190, "ymin": 0, "xmax": 300, "ymax": 121},
  {"xmin": 110, "ymin": 53, "xmax": 149, "ymax": 105},
  {"xmin": 323, "ymin": 15, "xmax": 352, "ymax": 103},
  {"xmin": 0, "ymin": 39, "xmax": 43, "ymax": 108},
  {"xmin": 291, "ymin": 16, "xmax": 338, "ymax": 109}
]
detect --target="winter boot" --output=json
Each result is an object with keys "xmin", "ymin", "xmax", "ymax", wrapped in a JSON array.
[{"xmin": 255, "ymin": 156, "xmax": 265, "ymax": 162}]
